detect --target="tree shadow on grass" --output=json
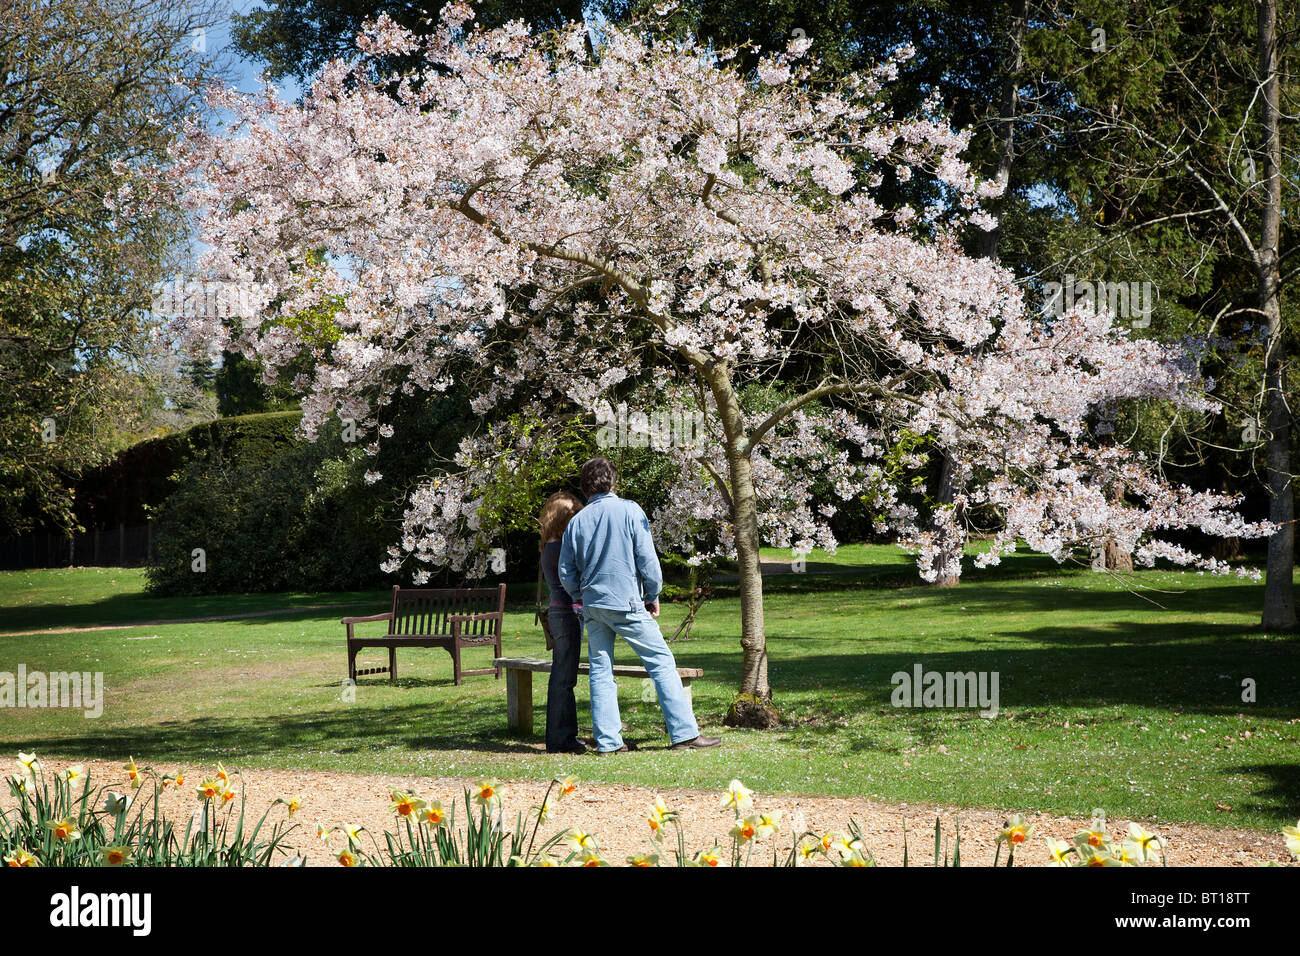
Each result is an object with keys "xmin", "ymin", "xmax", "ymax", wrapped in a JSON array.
[
  {"xmin": 1220, "ymin": 762, "xmax": 1300, "ymax": 818},
  {"xmin": 30, "ymin": 696, "xmax": 543, "ymax": 763}
]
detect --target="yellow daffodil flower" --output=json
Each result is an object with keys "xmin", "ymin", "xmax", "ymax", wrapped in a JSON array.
[
  {"xmin": 754, "ymin": 812, "xmax": 781, "ymax": 839},
  {"xmin": 474, "ymin": 779, "xmax": 502, "ymax": 808},
  {"xmin": 721, "ymin": 779, "xmax": 754, "ymax": 813},
  {"xmin": 99, "ymin": 846, "xmax": 132, "ymax": 866},
  {"xmin": 16, "ymin": 752, "xmax": 39, "ymax": 775},
  {"xmin": 730, "ymin": 817, "xmax": 757, "ymax": 843},
  {"xmin": 8, "ymin": 774, "xmax": 28, "ymax": 796},
  {"xmin": 421, "ymin": 800, "xmax": 447, "ymax": 829},
  {"xmin": 555, "ymin": 776, "xmax": 578, "ymax": 798},
  {"xmin": 564, "ymin": 829, "xmax": 596, "ymax": 853},
  {"xmin": 60, "ymin": 764, "xmax": 85, "ymax": 785},
  {"xmin": 1283, "ymin": 821, "xmax": 1300, "ymax": 859},
  {"xmin": 316, "ymin": 824, "xmax": 334, "ymax": 844},
  {"xmin": 389, "ymin": 790, "xmax": 426, "ymax": 818},
  {"xmin": 124, "ymin": 757, "xmax": 141, "ymax": 789},
  {"xmin": 577, "ymin": 850, "xmax": 607, "ymax": 867},
  {"xmin": 4, "ymin": 848, "xmax": 38, "ymax": 867},
  {"xmin": 646, "ymin": 797, "xmax": 676, "ymax": 840},
  {"xmin": 343, "ymin": 824, "xmax": 364, "ymax": 846},
  {"xmin": 46, "ymin": 817, "xmax": 80, "ymax": 842},
  {"xmin": 997, "ymin": 813, "xmax": 1034, "ymax": 847},
  {"xmin": 692, "ymin": 847, "xmax": 724, "ymax": 867},
  {"xmin": 627, "ymin": 853, "xmax": 658, "ymax": 867},
  {"xmin": 1077, "ymin": 844, "xmax": 1120, "ymax": 867},
  {"xmin": 337, "ymin": 849, "xmax": 358, "ymax": 867},
  {"xmin": 195, "ymin": 777, "xmax": 224, "ymax": 802},
  {"xmin": 1044, "ymin": 836, "xmax": 1075, "ymax": 866},
  {"xmin": 840, "ymin": 849, "xmax": 873, "ymax": 867},
  {"xmin": 1127, "ymin": 823, "xmax": 1162, "ymax": 862},
  {"xmin": 102, "ymin": 791, "xmax": 131, "ymax": 815}
]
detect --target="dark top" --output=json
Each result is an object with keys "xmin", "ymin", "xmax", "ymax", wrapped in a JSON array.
[{"xmin": 541, "ymin": 540, "xmax": 576, "ymax": 607}]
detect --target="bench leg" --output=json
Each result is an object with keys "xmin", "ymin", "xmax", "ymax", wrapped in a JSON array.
[
  {"xmin": 505, "ymin": 669, "xmax": 533, "ymax": 735},
  {"xmin": 451, "ymin": 642, "xmax": 462, "ymax": 686},
  {"xmin": 348, "ymin": 643, "xmax": 357, "ymax": 682},
  {"xmin": 388, "ymin": 645, "xmax": 397, "ymax": 682},
  {"xmin": 680, "ymin": 678, "xmax": 693, "ymax": 706}
]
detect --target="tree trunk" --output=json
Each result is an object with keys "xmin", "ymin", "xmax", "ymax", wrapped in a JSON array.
[
  {"xmin": 1257, "ymin": 0, "xmax": 1295, "ymax": 631},
  {"xmin": 706, "ymin": 362, "xmax": 779, "ymax": 727}
]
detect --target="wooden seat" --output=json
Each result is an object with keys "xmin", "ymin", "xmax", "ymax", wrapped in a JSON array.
[
  {"xmin": 343, "ymin": 584, "xmax": 506, "ymax": 685},
  {"xmin": 492, "ymin": 656, "xmax": 704, "ymax": 735}
]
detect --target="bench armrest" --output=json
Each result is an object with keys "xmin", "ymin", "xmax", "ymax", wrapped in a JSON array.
[
  {"xmin": 447, "ymin": 612, "xmax": 501, "ymax": 623},
  {"xmin": 342, "ymin": 612, "xmax": 393, "ymax": 625}
]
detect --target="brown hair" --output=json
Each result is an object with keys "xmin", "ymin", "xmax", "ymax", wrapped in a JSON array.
[
  {"xmin": 580, "ymin": 457, "xmax": 617, "ymax": 498},
  {"xmin": 539, "ymin": 491, "xmax": 582, "ymax": 545}
]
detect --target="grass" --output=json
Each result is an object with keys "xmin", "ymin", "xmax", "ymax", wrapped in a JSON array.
[{"xmin": 1, "ymin": 547, "xmax": 1297, "ymax": 831}]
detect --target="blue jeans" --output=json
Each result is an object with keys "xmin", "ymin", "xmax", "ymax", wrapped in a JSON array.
[{"xmin": 583, "ymin": 604, "xmax": 699, "ymax": 751}]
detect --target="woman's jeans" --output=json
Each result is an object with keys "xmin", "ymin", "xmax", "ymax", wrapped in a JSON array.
[{"xmin": 545, "ymin": 606, "xmax": 582, "ymax": 752}]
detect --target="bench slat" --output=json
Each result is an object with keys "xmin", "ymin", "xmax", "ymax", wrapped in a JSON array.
[{"xmin": 493, "ymin": 656, "xmax": 703, "ymax": 679}]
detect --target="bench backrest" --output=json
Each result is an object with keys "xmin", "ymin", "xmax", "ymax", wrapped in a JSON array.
[{"xmin": 388, "ymin": 585, "xmax": 506, "ymax": 638}]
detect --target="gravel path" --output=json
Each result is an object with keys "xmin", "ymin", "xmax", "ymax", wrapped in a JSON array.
[{"xmin": 10, "ymin": 758, "xmax": 1290, "ymax": 867}]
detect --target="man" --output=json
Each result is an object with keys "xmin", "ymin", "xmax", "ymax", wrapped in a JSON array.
[{"xmin": 559, "ymin": 457, "xmax": 721, "ymax": 753}]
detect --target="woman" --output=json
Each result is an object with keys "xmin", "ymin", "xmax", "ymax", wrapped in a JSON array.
[{"xmin": 539, "ymin": 491, "xmax": 588, "ymax": 753}]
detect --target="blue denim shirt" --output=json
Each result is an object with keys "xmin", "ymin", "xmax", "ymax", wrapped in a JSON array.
[{"xmin": 558, "ymin": 493, "xmax": 663, "ymax": 610}]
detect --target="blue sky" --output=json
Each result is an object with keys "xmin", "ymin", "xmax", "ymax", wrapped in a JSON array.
[{"xmin": 210, "ymin": 0, "xmax": 302, "ymax": 100}]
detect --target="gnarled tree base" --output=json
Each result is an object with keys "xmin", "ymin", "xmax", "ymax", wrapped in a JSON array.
[{"xmin": 724, "ymin": 693, "xmax": 780, "ymax": 729}]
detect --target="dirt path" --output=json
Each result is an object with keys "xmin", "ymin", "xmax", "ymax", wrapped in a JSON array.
[{"xmin": 9, "ymin": 758, "xmax": 1289, "ymax": 867}]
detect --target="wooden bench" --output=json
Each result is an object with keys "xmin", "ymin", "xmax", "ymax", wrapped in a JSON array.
[
  {"xmin": 344, "ymin": 584, "xmax": 506, "ymax": 685},
  {"xmin": 492, "ymin": 656, "xmax": 703, "ymax": 735}
]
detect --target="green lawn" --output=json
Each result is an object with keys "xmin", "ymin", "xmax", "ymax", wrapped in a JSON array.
[{"xmin": 1, "ymin": 549, "xmax": 1297, "ymax": 831}]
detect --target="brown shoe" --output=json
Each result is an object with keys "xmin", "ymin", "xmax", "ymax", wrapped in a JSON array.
[
  {"xmin": 671, "ymin": 735, "xmax": 721, "ymax": 750},
  {"xmin": 597, "ymin": 742, "xmax": 637, "ymax": 754}
]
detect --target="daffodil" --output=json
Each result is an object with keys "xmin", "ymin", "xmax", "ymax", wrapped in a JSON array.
[
  {"xmin": 1127, "ymin": 823, "xmax": 1163, "ymax": 862},
  {"xmin": 221, "ymin": 786, "xmax": 237, "ymax": 806},
  {"xmin": 343, "ymin": 824, "xmax": 364, "ymax": 846},
  {"xmin": 564, "ymin": 829, "xmax": 597, "ymax": 853},
  {"xmin": 721, "ymin": 779, "xmax": 753, "ymax": 813},
  {"xmin": 730, "ymin": 817, "xmax": 757, "ymax": 843},
  {"xmin": 646, "ymin": 797, "xmax": 676, "ymax": 840},
  {"xmin": 215, "ymin": 763, "xmax": 232, "ymax": 787},
  {"xmin": 99, "ymin": 845, "xmax": 132, "ymax": 866},
  {"xmin": 827, "ymin": 834, "xmax": 862, "ymax": 859},
  {"xmin": 195, "ymin": 777, "xmax": 225, "ymax": 802},
  {"xmin": 1114, "ymin": 840, "xmax": 1142, "ymax": 866},
  {"xmin": 474, "ymin": 779, "xmax": 502, "ymax": 808},
  {"xmin": 1044, "ymin": 836, "xmax": 1075, "ymax": 867},
  {"xmin": 8, "ymin": 774, "xmax": 28, "ymax": 796},
  {"xmin": 555, "ymin": 776, "xmax": 578, "ymax": 798},
  {"xmin": 753, "ymin": 811, "xmax": 781, "ymax": 839},
  {"xmin": 840, "ymin": 849, "xmax": 874, "ymax": 867},
  {"xmin": 315, "ymin": 824, "xmax": 334, "ymax": 844},
  {"xmin": 389, "ymin": 790, "xmax": 426, "ymax": 819},
  {"xmin": 577, "ymin": 850, "xmax": 607, "ymax": 867},
  {"xmin": 4, "ymin": 848, "xmax": 38, "ymax": 867},
  {"xmin": 124, "ymin": 757, "xmax": 141, "ymax": 789},
  {"xmin": 1076, "ymin": 844, "xmax": 1120, "ymax": 867},
  {"xmin": 421, "ymin": 800, "xmax": 448, "ymax": 829},
  {"xmin": 996, "ymin": 813, "xmax": 1034, "ymax": 848},
  {"xmin": 531, "ymin": 857, "xmax": 560, "ymax": 867},
  {"xmin": 286, "ymin": 795, "xmax": 302, "ymax": 816},
  {"xmin": 691, "ymin": 847, "xmax": 724, "ymax": 867},
  {"xmin": 60, "ymin": 764, "xmax": 85, "ymax": 785},
  {"xmin": 627, "ymin": 853, "xmax": 658, "ymax": 867},
  {"xmin": 46, "ymin": 817, "xmax": 80, "ymax": 842},
  {"xmin": 102, "ymin": 791, "xmax": 131, "ymax": 815},
  {"xmin": 1283, "ymin": 820, "xmax": 1300, "ymax": 859},
  {"xmin": 337, "ymin": 849, "xmax": 358, "ymax": 867},
  {"xmin": 16, "ymin": 752, "xmax": 39, "ymax": 775},
  {"xmin": 797, "ymin": 841, "xmax": 821, "ymax": 862}
]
